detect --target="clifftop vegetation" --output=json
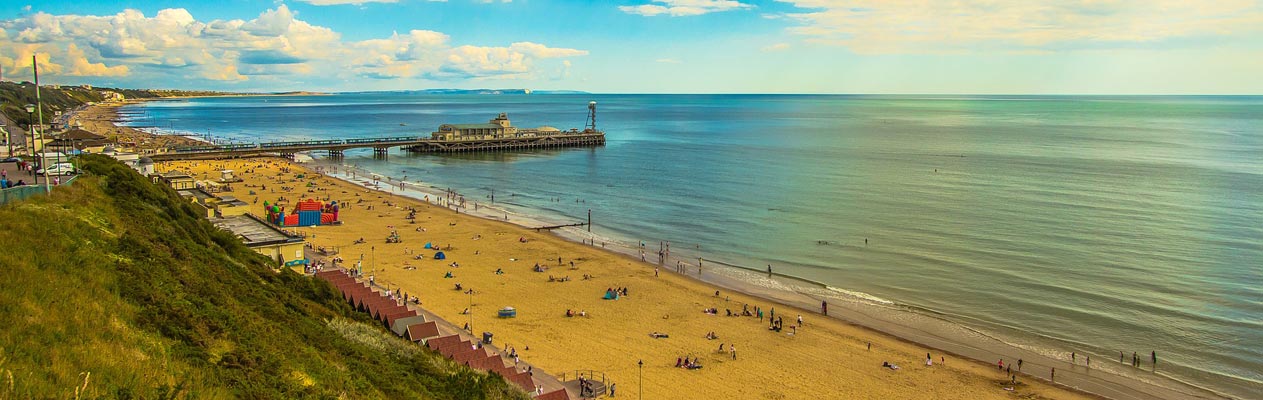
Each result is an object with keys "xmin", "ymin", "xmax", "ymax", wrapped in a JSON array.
[
  {"xmin": 0, "ymin": 154, "xmax": 529, "ymax": 399},
  {"xmin": 0, "ymin": 81, "xmax": 229, "ymax": 128}
]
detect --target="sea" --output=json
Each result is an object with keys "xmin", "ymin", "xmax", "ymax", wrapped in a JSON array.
[{"xmin": 120, "ymin": 93, "xmax": 1262, "ymax": 399}]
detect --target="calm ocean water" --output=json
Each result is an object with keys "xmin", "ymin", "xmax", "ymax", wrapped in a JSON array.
[{"xmin": 123, "ymin": 94, "xmax": 1262, "ymax": 398}]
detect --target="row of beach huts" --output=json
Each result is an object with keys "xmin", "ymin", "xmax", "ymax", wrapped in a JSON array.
[{"xmin": 314, "ymin": 269, "xmax": 571, "ymax": 400}]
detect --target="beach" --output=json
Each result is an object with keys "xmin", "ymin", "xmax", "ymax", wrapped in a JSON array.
[
  {"xmin": 69, "ymin": 100, "xmax": 203, "ymax": 149},
  {"xmin": 157, "ymin": 157, "xmax": 1104, "ymax": 400}
]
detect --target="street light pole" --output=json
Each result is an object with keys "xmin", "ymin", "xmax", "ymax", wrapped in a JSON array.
[
  {"xmin": 638, "ymin": 360, "xmax": 644, "ymax": 400},
  {"xmin": 24, "ymin": 104, "xmax": 38, "ymax": 186},
  {"xmin": 32, "ymin": 55, "xmax": 49, "ymax": 193},
  {"xmin": 467, "ymin": 289, "xmax": 473, "ymax": 332}
]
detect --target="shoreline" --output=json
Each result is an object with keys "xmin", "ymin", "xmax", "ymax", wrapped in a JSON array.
[
  {"xmin": 70, "ymin": 99, "xmax": 206, "ymax": 150},
  {"xmin": 87, "ymin": 88, "xmax": 1244, "ymax": 396},
  {"xmin": 161, "ymin": 157, "xmax": 1089, "ymax": 399},
  {"xmin": 297, "ymin": 156, "xmax": 1224, "ymax": 400}
]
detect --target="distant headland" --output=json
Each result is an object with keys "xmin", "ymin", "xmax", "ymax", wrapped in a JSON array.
[{"xmin": 342, "ymin": 89, "xmax": 590, "ymax": 95}]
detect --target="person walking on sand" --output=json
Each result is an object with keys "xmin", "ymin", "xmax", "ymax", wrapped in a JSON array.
[
  {"xmin": 1072, "ymin": 352, "xmax": 1076, "ymax": 363},
  {"xmin": 767, "ymin": 264, "xmax": 772, "ymax": 278},
  {"xmin": 927, "ymin": 353, "xmax": 933, "ymax": 366},
  {"xmin": 1051, "ymin": 367, "xmax": 1055, "ymax": 382},
  {"xmin": 655, "ymin": 267, "xmax": 659, "ymax": 277},
  {"xmin": 1018, "ymin": 358, "xmax": 1023, "ymax": 371},
  {"xmin": 822, "ymin": 300, "xmax": 828, "ymax": 316},
  {"xmin": 1152, "ymin": 351, "xmax": 1157, "ymax": 368},
  {"xmin": 797, "ymin": 314, "xmax": 803, "ymax": 327},
  {"xmin": 731, "ymin": 344, "xmax": 737, "ymax": 360}
]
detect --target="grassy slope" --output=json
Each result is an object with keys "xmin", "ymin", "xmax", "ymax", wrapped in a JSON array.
[
  {"xmin": 0, "ymin": 82, "xmax": 228, "ymax": 127},
  {"xmin": 0, "ymin": 155, "xmax": 530, "ymax": 400}
]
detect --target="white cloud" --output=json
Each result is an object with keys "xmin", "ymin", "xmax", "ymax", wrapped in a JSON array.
[
  {"xmin": 776, "ymin": 0, "xmax": 1263, "ymax": 54},
  {"xmin": 509, "ymin": 42, "xmax": 588, "ymax": 58},
  {"xmin": 0, "ymin": 6, "xmax": 587, "ymax": 87},
  {"xmin": 66, "ymin": 44, "xmax": 129, "ymax": 76},
  {"xmin": 620, "ymin": 0, "xmax": 753, "ymax": 17},
  {"xmin": 761, "ymin": 43, "xmax": 789, "ymax": 52}
]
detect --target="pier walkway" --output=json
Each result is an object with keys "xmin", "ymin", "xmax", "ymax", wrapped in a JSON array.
[{"xmin": 148, "ymin": 132, "xmax": 605, "ymax": 161}]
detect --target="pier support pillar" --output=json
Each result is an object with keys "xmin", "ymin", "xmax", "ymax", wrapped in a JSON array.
[
  {"xmin": 328, "ymin": 149, "xmax": 343, "ymax": 159},
  {"xmin": 373, "ymin": 147, "xmax": 389, "ymax": 159}
]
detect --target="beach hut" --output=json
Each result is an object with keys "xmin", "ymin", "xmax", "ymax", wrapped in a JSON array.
[{"xmin": 434, "ymin": 251, "xmax": 446, "ymax": 260}]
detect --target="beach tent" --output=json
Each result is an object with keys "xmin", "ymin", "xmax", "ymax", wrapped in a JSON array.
[
  {"xmin": 424, "ymin": 242, "xmax": 433, "ymax": 249},
  {"xmin": 434, "ymin": 251, "xmax": 446, "ymax": 260}
]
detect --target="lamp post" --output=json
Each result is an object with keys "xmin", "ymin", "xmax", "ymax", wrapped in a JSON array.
[
  {"xmin": 467, "ymin": 288, "xmax": 473, "ymax": 332},
  {"xmin": 31, "ymin": 55, "xmax": 50, "ymax": 193},
  {"xmin": 638, "ymin": 360, "xmax": 644, "ymax": 400},
  {"xmin": 24, "ymin": 104, "xmax": 38, "ymax": 186}
]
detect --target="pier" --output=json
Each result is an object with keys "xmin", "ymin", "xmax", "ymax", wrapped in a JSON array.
[
  {"xmin": 147, "ymin": 132, "xmax": 606, "ymax": 161},
  {"xmin": 148, "ymin": 102, "xmax": 606, "ymax": 161}
]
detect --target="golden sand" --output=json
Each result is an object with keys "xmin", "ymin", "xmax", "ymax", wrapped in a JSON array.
[
  {"xmin": 162, "ymin": 158, "xmax": 1091, "ymax": 400},
  {"xmin": 70, "ymin": 101, "xmax": 202, "ymax": 149}
]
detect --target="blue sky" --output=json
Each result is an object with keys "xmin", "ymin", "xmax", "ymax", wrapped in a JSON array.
[{"xmin": 2, "ymin": 0, "xmax": 1261, "ymax": 93}]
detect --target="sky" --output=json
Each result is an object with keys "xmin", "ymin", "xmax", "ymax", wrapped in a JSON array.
[{"xmin": 0, "ymin": 0, "xmax": 1261, "ymax": 94}]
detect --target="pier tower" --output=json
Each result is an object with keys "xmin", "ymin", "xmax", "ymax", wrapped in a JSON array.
[{"xmin": 585, "ymin": 101, "xmax": 597, "ymax": 132}]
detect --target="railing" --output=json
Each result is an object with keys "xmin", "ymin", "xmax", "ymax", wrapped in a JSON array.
[
  {"xmin": 560, "ymin": 369, "xmax": 608, "ymax": 398},
  {"xmin": 0, "ymin": 175, "xmax": 77, "ymax": 205}
]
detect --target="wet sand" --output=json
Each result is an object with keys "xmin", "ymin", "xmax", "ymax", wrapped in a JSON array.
[{"xmin": 159, "ymin": 157, "xmax": 1100, "ymax": 400}]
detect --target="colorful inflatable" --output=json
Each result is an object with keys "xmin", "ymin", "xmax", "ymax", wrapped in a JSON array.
[{"xmin": 266, "ymin": 199, "xmax": 341, "ymax": 227}]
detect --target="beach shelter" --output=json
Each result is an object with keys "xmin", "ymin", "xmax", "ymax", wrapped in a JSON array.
[
  {"xmin": 434, "ymin": 251, "xmax": 446, "ymax": 260},
  {"xmin": 424, "ymin": 242, "xmax": 433, "ymax": 249}
]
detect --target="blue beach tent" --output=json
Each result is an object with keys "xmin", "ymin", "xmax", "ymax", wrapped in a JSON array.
[{"xmin": 434, "ymin": 251, "xmax": 446, "ymax": 260}]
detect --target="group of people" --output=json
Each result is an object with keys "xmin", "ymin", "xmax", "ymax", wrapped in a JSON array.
[
  {"xmin": 675, "ymin": 356, "xmax": 703, "ymax": 369},
  {"xmin": 0, "ymin": 175, "xmax": 27, "ymax": 189},
  {"xmin": 604, "ymin": 287, "xmax": 628, "ymax": 299},
  {"xmin": 577, "ymin": 375, "xmax": 599, "ymax": 397}
]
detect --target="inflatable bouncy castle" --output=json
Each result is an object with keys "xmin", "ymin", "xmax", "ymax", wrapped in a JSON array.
[{"xmin": 265, "ymin": 199, "xmax": 341, "ymax": 227}]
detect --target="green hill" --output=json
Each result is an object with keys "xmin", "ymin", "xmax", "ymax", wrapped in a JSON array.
[
  {"xmin": 0, "ymin": 81, "xmax": 229, "ymax": 128},
  {"xmin": 0, "ymin": 155, "xmax": 530, "ymax": 399}
]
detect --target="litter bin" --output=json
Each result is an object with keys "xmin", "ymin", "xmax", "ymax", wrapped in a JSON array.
[{"xmin": 482, "ymin": 332, "xmax": 493, "ymax": 344}]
